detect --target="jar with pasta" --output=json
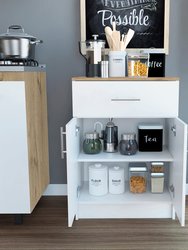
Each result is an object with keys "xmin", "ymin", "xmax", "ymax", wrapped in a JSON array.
[
  {"xmin": 129, "ymin": 163, "xmax": 148, "ymax": 193},
  {"xmin": 127, "ymin": 53, "xmax": 149, "ymax": 77}
]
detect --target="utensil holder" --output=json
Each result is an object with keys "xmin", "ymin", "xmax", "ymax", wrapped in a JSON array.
[{"xmin": 109, "ymin": 51, "xmax": 126, "ymax": 77}]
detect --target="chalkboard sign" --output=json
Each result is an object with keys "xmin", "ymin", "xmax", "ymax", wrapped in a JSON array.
[{"xmin": 80, "ymin": 0, "xmax": 170, "ymax": 54}]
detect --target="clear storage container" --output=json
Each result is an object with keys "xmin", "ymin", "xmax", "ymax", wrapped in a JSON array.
[
  {"xmin": 127, "ymin": 53, "xmax": 149, "ymax": 77},
  {"xmin": 129, "ymin": 163, "xmax": 147, "ymax": 193},
  {"xmin": 150, "ymin": 162, "xmax": 165, "ymax": 193}
]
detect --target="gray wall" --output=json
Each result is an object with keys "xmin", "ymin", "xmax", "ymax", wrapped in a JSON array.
[{"xmin": 0, "ymin": 0, "xmax": 187, "ymax": 184}]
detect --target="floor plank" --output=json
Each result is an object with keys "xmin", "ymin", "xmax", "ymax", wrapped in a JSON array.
[{"xmin": 0, "ymin": 197, "xmax": 188, "ymax": 250}]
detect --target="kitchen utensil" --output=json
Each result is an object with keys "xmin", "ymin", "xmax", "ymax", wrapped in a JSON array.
[
  {"xmin": 104, "ymin": 26, "xmax": 113, "ymax": 49},
  {"xmin": 0, "ymin": 25, "xmax": 43, "ymax": 59},
  {"xmin": 103, "ymin": 118, "xmax": 118, "ymax": 153},
  {"xmin": 124, "ymin": 28, "xmax": 135, "ymax": 49},
  {"xmin": 111, "ymin": 22, "xmax": 120, "ymax": 51},
  {"xmin": 79, "ymin": 34, "xmax": 105, "ymax": 77}
]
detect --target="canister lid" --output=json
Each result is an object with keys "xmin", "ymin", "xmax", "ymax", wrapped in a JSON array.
[
  {"xmin": 138, "ymin": 124, "xmax": 163, "ymax": 130},
  {"xmin": 129, "ymin": 166, "xmax": 147, "ymax": 172},
  {"xmin": 109, "ymin": 166, "xmax": 124, "ymax": 172},
  {"xmin": 89, "ymin": 163, "xmax": 107, "ymax": 171},
  {"xmin": 151, "ymin": 173, "xmax": 164, "ymax": 177},
  {"xmin": 85, "ymin": 132, "xmax": 99, "ymax": 139},
  {"xmin": 121, "ymin": 133, "xmax": 136, "ymax": 140}
]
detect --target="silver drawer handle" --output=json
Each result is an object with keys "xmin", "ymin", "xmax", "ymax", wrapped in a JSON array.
[
  {"xmin": 60, "ymin": 127, "xmax": 67, "ymax": 159},
  {"xmin": 111, "ymin": 98, "xmax": 141, "ymax": 102}
]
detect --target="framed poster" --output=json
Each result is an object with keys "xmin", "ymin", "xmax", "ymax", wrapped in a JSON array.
[{"xmin": 80, "ymin": 0, "xmax": 170, "ymax": 54}]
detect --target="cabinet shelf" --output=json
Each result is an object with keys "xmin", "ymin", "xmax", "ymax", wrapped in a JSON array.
[
  {"xmin": 77, "ymin": 147, "xmax": 173, "ymax": 163},
  {"xmin": 79, "ymin": 182, "xmax": 171, "ymax": 205}
]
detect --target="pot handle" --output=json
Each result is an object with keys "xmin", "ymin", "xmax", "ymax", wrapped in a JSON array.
[
  {"xmin": 30, "ymin": 40, "xmax": 43, "ymax": 45},
  {"xmin": 7, "ymin": 25, "xmax": 25, "ymax": 33}
]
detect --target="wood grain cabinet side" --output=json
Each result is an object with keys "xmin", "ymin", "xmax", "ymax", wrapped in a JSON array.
[{"xmin": 0, "ymin": 72, "xmax": 49, "ymax": 213}]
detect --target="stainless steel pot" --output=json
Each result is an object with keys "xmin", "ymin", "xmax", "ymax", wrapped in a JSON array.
[{"xmin": 0, "ymin": 25, "xmax": 43, "ymax": 59}]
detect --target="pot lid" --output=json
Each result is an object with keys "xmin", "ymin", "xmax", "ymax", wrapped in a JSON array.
[{"xmin": 0, "ymin": 25, "xmax": 37, "ymax": 40}]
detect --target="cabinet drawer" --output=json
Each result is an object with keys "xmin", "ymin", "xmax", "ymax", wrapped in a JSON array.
[{"xmin": 72, "ymin": 81, "xmax": 179, "ymax": 118}]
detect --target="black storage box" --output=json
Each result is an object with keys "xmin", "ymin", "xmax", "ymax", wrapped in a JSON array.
[{"xmin": 138, "ymin": 124, "xmax": 163, "ymax": 152}]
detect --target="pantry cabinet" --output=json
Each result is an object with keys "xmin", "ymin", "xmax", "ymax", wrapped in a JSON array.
[
  {"xmin": 0, "ymin": 72, "xmax": 49, "ymax": 214},
  {"xmin": 65, "ymin": 77, "xmax": 187, "ymax": 227}
]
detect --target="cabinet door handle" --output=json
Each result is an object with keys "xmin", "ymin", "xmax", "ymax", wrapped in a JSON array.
[
  {"xmin": 60, "ymin": 127, "xmax": 67, "ymax": 159},
  {"xmin": 111, "ymin": 98, "xmax": 141, "ymax": 102}
]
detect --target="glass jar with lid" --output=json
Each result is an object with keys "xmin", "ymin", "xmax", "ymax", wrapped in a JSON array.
[
  {"xmin": 83, "ymin": 132, "xmax": 102, "ymax": 154},
  {"xmin": 127, "ymin": 53, "xmax": 149, "ymax": 77},
  {"xmin": 129, "ymin": 163, "xmax": 148, "ymax": 193},
  {"xmin": 119, "ymin": 133, "xmax": 138, "ymax": 155}
]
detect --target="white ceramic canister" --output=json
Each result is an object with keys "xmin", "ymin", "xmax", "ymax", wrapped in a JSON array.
[
  {"xmin": 109, "ymin": 166, "xmax": 125, "ymax": 194},
  {"xmin": 89, "ymin": 163, "xmax": 108, "ymax": 196},
  {"xmin": 109, "ymin": 51, "xmax": 126, "ymax": 77}
]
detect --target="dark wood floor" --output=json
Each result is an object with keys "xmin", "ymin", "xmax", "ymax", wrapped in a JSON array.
[{"xmin": 0, "ymin": 197, "xmax": 188, "ymax": 250}]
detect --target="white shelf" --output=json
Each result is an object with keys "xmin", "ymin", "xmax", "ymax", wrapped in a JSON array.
[
  {"xmin": 78, "ymin": 182, "xmax": 172, "ymax": 205},
  {"xmin": 78, "ymin": 148, "xmax": 173, "ymax": 163}
]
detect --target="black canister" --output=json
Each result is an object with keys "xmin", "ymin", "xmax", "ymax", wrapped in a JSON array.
[{"xmin": 119, "ymin": 133, "xmax": 138, "ymax": 155}]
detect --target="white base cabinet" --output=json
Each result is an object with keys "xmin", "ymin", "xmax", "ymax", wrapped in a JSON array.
[
  {"xmin": 0, "ymin": 72, "xmax": 49, "ymax": 214},
  {"xmin": 65, "ymin": 78, "xmax": 187, "ymax": 227}
]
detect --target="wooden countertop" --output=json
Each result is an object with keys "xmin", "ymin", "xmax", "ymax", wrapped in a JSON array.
[{"xmin": 72, "ymin": 77, "xmax": 179, "ymax": 81}]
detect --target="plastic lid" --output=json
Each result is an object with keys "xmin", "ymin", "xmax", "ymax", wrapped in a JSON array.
[{"xmin": 138, "ymin": 124, "xmax": 163, "ymax": 130}]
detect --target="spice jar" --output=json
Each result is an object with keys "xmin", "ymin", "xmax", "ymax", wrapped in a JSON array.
[
  {"xmin": 83, "ymin": 132, "xmax": 102, "ymax": 154},
  {"xmin": 119, "ymin": 133, "xmax": 138, "ymax": 155}
]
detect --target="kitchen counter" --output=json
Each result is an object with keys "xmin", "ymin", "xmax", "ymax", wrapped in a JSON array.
[{"xmin": 72, "ymin": 77, "xmax": 179, "ymax": 81}]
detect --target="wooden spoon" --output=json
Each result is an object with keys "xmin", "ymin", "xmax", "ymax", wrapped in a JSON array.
[
  {"xmin": 112, "ymin": 22, "xmax": 121, "ymax": 50},
  {"xmin": 105, "ymin": 26, "xmax": 113, "ymax": 49}
]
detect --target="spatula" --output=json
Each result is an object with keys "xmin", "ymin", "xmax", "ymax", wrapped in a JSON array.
[
  {"xmin": 124, "ymin": 28, "xmax": 135, "ymax": 49},
  {"xmin": 105, "ymin": 26, "xmax": 113, "ymax": 49}
]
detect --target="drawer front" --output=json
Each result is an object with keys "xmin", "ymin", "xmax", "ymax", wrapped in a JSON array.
[{"xmin": 72, "ymin": 81, "xmax": 179, "ymax": 118}]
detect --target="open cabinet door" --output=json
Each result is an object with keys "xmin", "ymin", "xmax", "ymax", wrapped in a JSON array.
[
  {"xmin": 66, "ymin": 118, "xmax": 81, "ymax": 227},
  {"xmin": 167, "ymin": 118, "xmax": 187, "ymax": 226}
]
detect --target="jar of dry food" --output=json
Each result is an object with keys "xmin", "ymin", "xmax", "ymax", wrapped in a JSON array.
[
  {"xmin": 129, "ymin": 163, "xmax": 147, "ymax": 193},
  {"xmin": 127, "ymin": 53, "xmax": 149, "ymax": 77},
  {"xmin": 119, "ymin": 133, "xmax": 138, "ymax": 155},
  {"xmin": 150, "ymin": 162, "xmax": 165, "ymax": 193},
  {"xmin": 83, "ymin": 132, "xmax": 102, "ymax": 154}
]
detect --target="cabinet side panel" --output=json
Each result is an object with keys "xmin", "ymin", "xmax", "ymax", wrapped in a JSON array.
[
  {"xmin": 0, "ymin": 81, "xmax": 30, "ymax": 213},
  {"xmin": 24, "ymin": 72, "xmax": 50, "ymax": 211}
]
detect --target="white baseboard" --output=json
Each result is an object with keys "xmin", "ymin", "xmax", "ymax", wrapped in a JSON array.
[{"xmin": 43, "ymin": 184, "xmax": 67, "ymax": 196}]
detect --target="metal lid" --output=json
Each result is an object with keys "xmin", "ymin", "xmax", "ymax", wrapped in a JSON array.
[
  {"xmin": 85, "ymin": 132, "xmax": 99, "ymax": 140},
  {"xmin": 0, "ymin": 25, "xmax": 37, "ymax": 40},
  {"xmin": 121, "ymin": 133, "xmax": 136, "ymax": 140}
]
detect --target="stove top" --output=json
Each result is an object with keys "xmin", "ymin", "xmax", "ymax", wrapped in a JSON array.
[
  {"xmin": 0, "ymin": 58, "xmax": 39, "ymax": 66},
  {"xmin": 0, "ymin": 59, "xmax": 46, "ymax": 72}
]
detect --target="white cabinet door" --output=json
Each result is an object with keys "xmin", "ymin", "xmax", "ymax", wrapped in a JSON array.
[
  {"xmin": 167, "ymin": 118, "xmax": 187, "ymax": 226},
  {"xmin": 0, "ymin": 82, "xmax": 30, "ymax": 213},
  {"xmin": 66, "ymin": 118, "xmax": 81, "ymax": 227},
  {"xmin": 72, "ymin": 81, "xmax": 179, "ymax": 118}
]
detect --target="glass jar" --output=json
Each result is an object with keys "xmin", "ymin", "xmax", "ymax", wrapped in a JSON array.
[
  {"xmin": 83, "ymin": 132, "xmax": 102, "ymax": 154},
  {"xmin": 129, "ymin": 163, "xmax": 148, "ymax": 193},
  {"xmin": 127, "ymin": 53, "xmax": 149, "ymax": 77},
  {"xmin": 119, "ymin": 133, "xmax": 138, "ymax": 155}
]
